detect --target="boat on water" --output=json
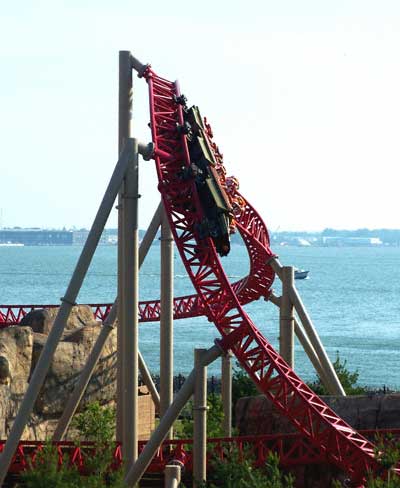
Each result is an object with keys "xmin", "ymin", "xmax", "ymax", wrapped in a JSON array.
[
  {"xmin": 0, "ymin": 242, "xmax": 24, "ymax": 247},
  {"xmin": 294, "ymin": 269, "xmax": 309, "ymax": 280}
]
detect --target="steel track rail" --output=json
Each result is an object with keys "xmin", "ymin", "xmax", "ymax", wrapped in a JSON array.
[
  {"xmin": 0, "ymin": 198, "xmax": 275, "ymax": 326},
  {"xmin": 1, "ymin": 67, "xmax": 396, "ymax": 482},
  {"xmin": 143, "ymin": 67, "xmax": 382, "ymax": 484}
]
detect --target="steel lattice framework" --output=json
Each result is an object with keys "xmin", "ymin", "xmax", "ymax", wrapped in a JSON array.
[
  {"xmin": 1, "ymin": 65, "xmax": 399, "ymax": 484},
  {"xmin": 142, "ymin": 68, "xmax": 382, "ymax": 484}
]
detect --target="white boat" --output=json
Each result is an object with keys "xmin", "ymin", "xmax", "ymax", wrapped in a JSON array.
[
  {"xmin": 0, "ymin": 242, "xmax": 24, "ymax": 247},
  {"xmin": 294, "ymin": 269, "xmax": 309, "ymax": 279}
]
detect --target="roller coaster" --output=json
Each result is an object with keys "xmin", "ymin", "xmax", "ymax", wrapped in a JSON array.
[{"xmin": 0, "ymin": 54, "xmax": 399, "ymax": 486}]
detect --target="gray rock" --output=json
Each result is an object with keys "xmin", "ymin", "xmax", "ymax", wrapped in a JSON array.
[
  {"xmin": 0, "ymin": 306, "xmax": 134, "ymax": 440},
  {"xmin": 20, "ymin": 305, "xmax": 99, "ymax": 336},
  {"xmin": 236, "ymin": 392, "xmax": 400, "ymax": 434}
]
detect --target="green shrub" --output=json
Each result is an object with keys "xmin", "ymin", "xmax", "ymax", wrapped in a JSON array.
[
  {"xmin": 307, "ymin": 351, "xmax": 368, "ymax": 395},
  {"xmin": 332, "ymin": 435, "xmax": 400, "ymax": 487},
  {"xmin": 200, "ymin": 449, "xmax": 294, "ymax": 487},
  {"xmin": 18, "ymin": 441, "xmax": 81, "ymax": 487},
  {"xmin": 19, "ymin": 402, "xmax": 124, "ymax": 488},
  {"xmin": 232, "ymin": 364, "xmax": 258, "ymax": 406},
  {"xmin": 366, "ymin": 435, "xmax": 400, "ymax": 487}
]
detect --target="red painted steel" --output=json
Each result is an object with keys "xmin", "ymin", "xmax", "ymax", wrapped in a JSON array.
[
  {"xmin": 1, "ymin": 66, "xmax": 398, "ymax": 483},
  {"xmin": 142, "ymin": 68, "xmax": 386, "ymax": 484},
  {"xmin": 2, "ymin": 430, "xmax": 400, "ymax": 477}
]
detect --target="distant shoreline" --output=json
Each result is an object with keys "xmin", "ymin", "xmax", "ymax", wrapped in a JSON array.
[{"xmin": 3, "ymin": 227, "xmax": 400, "ymax": 247}]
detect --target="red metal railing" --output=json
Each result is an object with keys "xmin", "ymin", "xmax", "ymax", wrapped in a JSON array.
[{"xmin": 3, "ymin": 430, "xmax": 400, "ymax": 476}]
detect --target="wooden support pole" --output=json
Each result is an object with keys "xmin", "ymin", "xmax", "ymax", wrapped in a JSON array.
[
  {"xmin": 0, "ymin": 141, "xmax": 134, "ymax": 485},
  {"xmin": 270, "ymin": 257, "xmax": 345, "ymax": 396},
  {"xmin": 53, "ymin": 203, "xmax": 162, "ymax": 441},
  {"xmin": 117, "ymin": 49, "xmax": 133, "ymax": 442},
  {"xmin": 221, "ymin": 350, "xmax": 232, "ymax": 437},
  {"xmin": 125, "ymin": 344, "xmax": 221, "ymax": 487},
  {"xmin": 290, "ymin": 285, "xmax": 345, "ymax": 396},
  {"xmin": 193, "ymin": 348, "xmax": 208, "ymax": 487},
  {"xmin": 269, "ymin": 292, "xmax": 334, "ymax": 394},
  {"xmin": 160, "ymin": 207, "xmax": 174, "ymax": 438},
  {"xmin": 164, "ymin": 464, "xmax": 181, "ymax": 488},
  {"xmin": 280, "ymin": 266, "xmax": 295, "ymax": 367},
  {"xmin": 121, "ymin": 138, "xmax": 140, "ymax": 469}
]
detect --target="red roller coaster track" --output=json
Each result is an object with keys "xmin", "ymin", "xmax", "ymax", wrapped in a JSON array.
[
  {"xmin": 144, "ymin": 68, "xmax": 383, "ymax": 485},
  {"xmin": 0, "ymin": 66, "xmax": 398, "ymax": 484}
]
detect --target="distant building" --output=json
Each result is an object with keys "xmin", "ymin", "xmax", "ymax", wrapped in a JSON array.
[
  {"xmin": 0, "ymin": 228, "xmax": 73, "ymax": 246},
  {"xmin": 72, "ymin": 228, "xmax": 118, "ymax": 245},
  {"xmin": 322, "ymin": 237, "xmax": 383, "ymax": 247}
]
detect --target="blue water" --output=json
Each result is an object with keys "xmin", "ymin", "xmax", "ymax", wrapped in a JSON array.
[{"xmin": 1, "ymin": 244, "xmax": 399, "ymax": 388}]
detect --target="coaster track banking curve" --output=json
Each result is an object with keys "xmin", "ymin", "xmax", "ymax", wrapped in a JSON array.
[
  {"xmin": 0, "ymin": 204, "xmax": 274, "ymax": 325},
  {"xmin": 144, "ymin": 68, "xmax": 381, "ymax": 484},
  {"xmin": 0, "ymin": 67, "xmax": 391, "ymax": 483}
]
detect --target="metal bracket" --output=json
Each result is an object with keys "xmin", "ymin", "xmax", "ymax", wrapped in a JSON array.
[
  {"xmin": 129, "ymin": 54, "xmax": 150, "ymax": 78},
  {"xmin": 192, "ymin": 406, "xmax": 209, "ymax": 412},
  {"xmin": 138, "ymin": 142, "xmax": 154, "ymax": 161},
  {"xmin": 60, "ymin": 297, "xmax": 77, "ymax": 307}
]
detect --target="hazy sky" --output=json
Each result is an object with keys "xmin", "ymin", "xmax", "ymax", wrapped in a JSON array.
[{"xmin": 1, "ymin": 1, "xmax": 400, "ymax": 231}]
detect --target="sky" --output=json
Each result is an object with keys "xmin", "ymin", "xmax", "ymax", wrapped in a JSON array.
[{"xmin": 1, "ymin": 1, "xmax": 400, "ymax": 232}]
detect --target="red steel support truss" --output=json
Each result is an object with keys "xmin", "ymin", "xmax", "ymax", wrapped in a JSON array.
[
  {"xmin": 142, "ymin": 68, "xmax": 385, "ymax": 484},
  {"xmin": 1, "ymin": 65, "xmax": 398, "ymax": 483}
]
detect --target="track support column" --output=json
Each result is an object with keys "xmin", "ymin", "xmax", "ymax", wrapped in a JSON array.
[
  {"xmin": 53, "ymin": 202, "xmax": 162, "ymax": 441},
  {"xmin": 221, "ymin": 350, "xmax": 232, "ymax": 437},
  {"xmin": 160, "ymin": 207, "xmax": 174, "ymax": 437},
  {"xmin": 280, "ymin": 266, "xmax": 295, "ymax": 367},
  {"xmin": 193, "ymin": 348, "xmax": 208, "ymax": 487},
  {"xmin": 117, "ymin": 49, "xmax": 133, "ymax": 442},
  {"xmin": 0, "ymin": 142, "xmax": 134, "ymax": 486},
  {"xmin": 164, "ymin": 464, "xmax": 181, "ymax": 488},
  {"xmin": 290, "ymin": 285, "xmax": 345, "ymax": 395},
  {"xmin": 121, "ymin": 138, "xmax": 140, "ymax": 469},
  {"xmin": 270, "ymin": 257, "xmax": 345, "ymax": 396},
  {"xmin": 125, "ymin": 344, "xmax": 221, "ymax": 487}
]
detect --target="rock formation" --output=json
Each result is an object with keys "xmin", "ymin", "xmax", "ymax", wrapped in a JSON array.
[
  {"xmin": 235, "ymin": 393, "xmax": 400, "ymax": 486},
  {"xmin": 0, "ymin": 305, "xmax": 154, "ymax": 440}
]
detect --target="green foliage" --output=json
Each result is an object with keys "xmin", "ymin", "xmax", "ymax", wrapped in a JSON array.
[
  {"xmin": 72, "ymin": 402, "xmax": 124, "ymax": 487},
  {"xmin": 232, "ymin": 364, "xmax": 258, "ymax": 407},
  {"xmin": 19, "ymin": 402, "xmax": 124, "ymax": 488},
  {"xmin": 18, "ymin": 441, "xmax": 81, "ymax": 487},
  {"xmin": 307, "ymin": 351, "xmax": 368, "ymax": 395},
  {"xmin": 366, "ymin": 435, "xmax": 400, "ymax": 487},
  {"xmin": 73, "ymin": 402, "xmax": 115, "ymax": 444},
  {"xmin": 199, "ymin": 449, "xmax": 294, "ymax": 487}
]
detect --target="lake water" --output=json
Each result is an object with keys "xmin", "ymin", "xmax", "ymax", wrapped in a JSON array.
[{"xmin": 1, "ymin": 244, "xmax": 399, "ymax": 388}]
